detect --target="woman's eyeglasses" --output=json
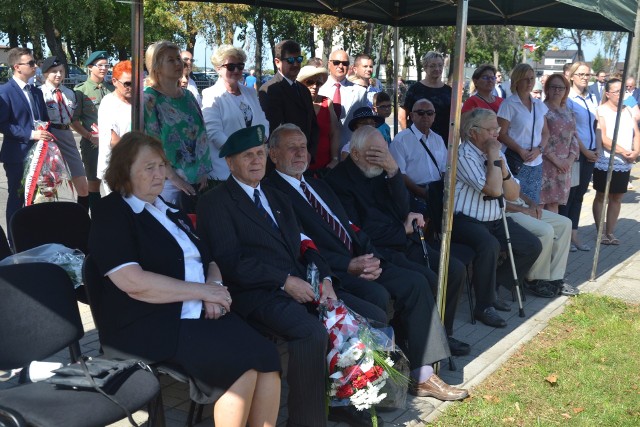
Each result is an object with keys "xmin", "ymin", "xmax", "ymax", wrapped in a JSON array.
[
  {"xmin": 304, "ymin": 79, "xmax": 324, "ymax": 87},
  {"xmin": 115, "ymin": 79, "xmax": 132, "ymax": 88},
  {"xmin": 549, "ymin": 85, "xmax": 567, "ymax": 92},
  {"xmin": 282, "ymin": 56, "xmax": 304, "ymax": 64},
  {"xmin": 573, "ymin": 73, "xmax": 592, "ymax": 79},
  {"xmin": 220, "ymin": 62, "xmax": 245, "ymax": 72}
]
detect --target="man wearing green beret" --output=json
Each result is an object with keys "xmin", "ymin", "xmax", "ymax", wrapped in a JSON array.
[
  {"xmin": 71, "ymin": 50, "xmax": 114, "ymax": 211},
  {"xmin": 198, "ymin": 125, "xmax": 386, "ymax": 427}
]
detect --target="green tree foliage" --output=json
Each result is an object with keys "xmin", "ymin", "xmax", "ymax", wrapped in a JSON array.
[{"xmin": 591, "ymin": 51, "xmax": 606, "ymax": 74}]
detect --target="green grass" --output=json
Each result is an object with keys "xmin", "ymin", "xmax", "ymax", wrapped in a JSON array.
[{"xmin": 432, "ymin": 294, "xmax": 640, "ymax": 426}]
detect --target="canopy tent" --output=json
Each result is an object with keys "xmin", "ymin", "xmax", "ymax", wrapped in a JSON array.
[
  {"xmin": 129, "ymin": 0, "xmax": 637, "ymax": 327},
  {"xmin": 189, "ymin": 0, "xmax": 636, "ymax": 32}
]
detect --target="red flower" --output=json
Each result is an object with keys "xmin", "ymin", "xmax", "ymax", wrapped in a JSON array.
[
  {"xmin": 342, "ymin": 366, "xmax": 363, "ymax": 380},
  {"xmin": 336, "ymin": 384, "xmax": 354, "ymax": 399}
]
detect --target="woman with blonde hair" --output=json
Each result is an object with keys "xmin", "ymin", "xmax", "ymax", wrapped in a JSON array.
[
  {"xmin": 143, "ymin": 41, "xmax": 212, "ymax": 210},
  {"xmin": 592, "ymin": 78, "xmax": 640, "ymax": 245},
  {"xmin": 540, "ymin": 73, "xmax": 579, "ymax": 213},
  {"xmin": 201, "ymin": 45, "xmax": 268, "ymax": 181},
  {"xmin": 497, "ymin": 63, "xmax": 550, "ymax": 204},
  {"xmin": 559, "ymin": 61, "xmax": 599, "ymax": 251}
]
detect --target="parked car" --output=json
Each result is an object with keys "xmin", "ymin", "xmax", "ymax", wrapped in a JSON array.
[
  {"xmin": 0, "ymin": 65, "xmax": 9, "ymax": 84},
  {"xmin": 261, "ymin": 74, "xmax": 274, "ymax": 84},
  {"xmin": 191, "ymin": 72, "xmax": 215, "ymax": 92},
  {"xmin": 64, "ymin": 64, "xmax": 87, "ymax": 86}
]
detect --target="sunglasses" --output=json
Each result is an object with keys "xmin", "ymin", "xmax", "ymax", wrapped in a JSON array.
[
  {"xmin": 17, "ymin": 60, "xmax": 36, "ymax": 67},
  {"xmin": 282, "ymin": 56, "xmax": 304, "ymax": 64},
  {"xmin": 220, "ymin": 62, "xmax": 245, "ymax": 72},
  {"xmin": 376, "ymin": 104, "xmax": 392, "ymax": 109},
  {"xmin": 330, "ymin": 60, "xmax": 350, "ymax": 67},
  {"xmin": 479, "ymin": 76, "xmax": 497, "ymax": 81},
  {"xmin": 549, "ymin": 85, "xmax": 566, "ymax": 91},
  {"xmin": 116, "ymin": 79, "xmax": 132, "ymax": 88},
  {"xmin": 412, "ymin": 109, "xmax": 435, "ymax": 117},
  {"xmin": 304, "ymin": 79, "xmax": 324, "ymax": 87}
]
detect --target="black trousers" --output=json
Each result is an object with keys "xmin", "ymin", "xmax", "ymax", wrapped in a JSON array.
[
  {"xmin": 559, "ymin": 152, "xmax": 596, "ymax": 230},
  {"xmin": 247, "ymin": 292, "xmax": 385, "ymax": 427},
  {"xmin": 451, "ymin": 213, "xmax": 542, "ymax": 312}
]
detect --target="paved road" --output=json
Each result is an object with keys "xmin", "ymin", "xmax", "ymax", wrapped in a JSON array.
[{"xmin": 1, "ymin": 132, "xmax": 638, "ymax": 426}]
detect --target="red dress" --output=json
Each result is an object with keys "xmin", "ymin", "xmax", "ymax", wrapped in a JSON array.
[{"xmin": 309, "ymin": 96, "xmax": 331, "ymax": 170}]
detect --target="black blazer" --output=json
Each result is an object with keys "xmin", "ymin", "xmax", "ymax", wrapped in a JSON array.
[
  {"xmin": 0, "ymin": 79, "xmax": 48, "ymax": 163},
  {"xmin": 88, "ymin": 193, "xmax": 207, "ymax": 363},
  {"xmin": 197, "ymin": 177, "xmax": 332, "ymax": 317},
  {"xmin": 264, "ymin": 171, "xmax": 383, "ymax": 274},
  {"xmin": 259, "ymin": 73, "xmax": 319, "ymax": 158},
  {"xmin": 325, "ymin": 157, "xmax": 411, "ymax": 251}
]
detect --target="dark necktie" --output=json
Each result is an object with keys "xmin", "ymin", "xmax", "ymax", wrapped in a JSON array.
[
  {"xmin": 23, "ymin": 85, "xmax": 37, "ymax": 121},
  {"xmin": 253, "ymin": 188, "xmax": 279, "ymax": 230},
  {"xmin": 300, "ymin": 182, "xmax": 351, "ymax": 252},
  {"xmin": 332, "ymin": 82, "xmax": 342, "ymax": 118}
]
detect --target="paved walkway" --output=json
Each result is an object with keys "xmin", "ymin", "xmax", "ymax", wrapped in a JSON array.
[{"xmin": 1, "ymin": 133, "xmax": 638, "ymax": 426}]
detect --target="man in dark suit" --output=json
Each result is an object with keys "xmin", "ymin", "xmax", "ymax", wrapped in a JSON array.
[
  {"xmin": 259, "ymin": 39, "xmax": 319, "ymax": 159},
  {"xmin": 197, "ymin": 125, "xmax": 387, "ymax": 427},
  {"xmin": 264, "ymin": 123, "xmax": 469, "ymax": 402},
  {"xmin": 589, "ymin": 71, "xmax": 608, "ymax": 104},
  {"xmin": 0, "ymin": 48, "xmax": 53, "ymax": 228},
  {"xmin": 325, "ymin": 126, "xmax": 469, "ymax": 346}
]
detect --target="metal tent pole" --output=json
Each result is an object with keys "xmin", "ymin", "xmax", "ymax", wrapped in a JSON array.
[{"xmin": 131, "ymin": 0, "xmax": 144, "ymax": 132}]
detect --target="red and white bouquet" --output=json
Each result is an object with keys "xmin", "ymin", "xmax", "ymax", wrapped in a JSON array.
[
  {"xmin": 320, "ymin": 299, "xmax": 408, "ymax": 426},
  {"xmin": 22, "ymin": 120, "xmax": 70, "ymax": 205}
]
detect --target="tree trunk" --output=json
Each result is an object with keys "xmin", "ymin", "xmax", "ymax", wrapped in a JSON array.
[
  {"xmin": 322, "ymin": 28, "xmax": 333, "ymax": 63},
  {"xmin": 308, "ymin": 25, "xmax": 316, "ymax": 57},
  {"xmin": 254, "ymin": 8, "xmax": 264, "ymax": 87},
  {"xmin": 493, "ymin": 50, "xmax": 499, "ymax": 68},
  {"xmin": 41, "ymin": 9, "xmax": 67, "ymax": 67},
  {"xmin": 628, "ymin": 2, "xmax": 640, "ymax": 79},
  {"xmin": 8, "ymin": 29, "xmax": 18, "ymax": 47},
  {"xmin": 364, "ymin": 23, "xmax": 374, "ymax": 54}
]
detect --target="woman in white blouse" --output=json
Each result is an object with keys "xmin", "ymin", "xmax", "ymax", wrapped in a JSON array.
[{"xmin": 201, "ymin": 45, "xmax": 269, "ymax": 181}]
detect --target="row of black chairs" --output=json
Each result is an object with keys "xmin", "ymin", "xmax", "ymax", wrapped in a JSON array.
[{"xmin": 0, "ymin": 202, "xmax": 206, "ymax": 427}]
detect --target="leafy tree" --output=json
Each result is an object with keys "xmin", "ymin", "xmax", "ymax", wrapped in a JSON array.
[{"xmin": 591, "ymin": 51, "xmax": 605, "ymax": 74}]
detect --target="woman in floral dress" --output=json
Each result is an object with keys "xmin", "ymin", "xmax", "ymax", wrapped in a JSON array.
[
  {"xmin": 540, "ymin": 74, "xmax": 579, "ymax": 213},
  {"xmin": 143, "ymin": 41, "xmax": 212, "ymax": 209}
]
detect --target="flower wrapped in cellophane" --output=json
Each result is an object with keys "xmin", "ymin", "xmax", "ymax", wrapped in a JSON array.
[
  {"xmin": 320, "ymin": 299, "xmax": 409, "ymax": 426},
  {"xmin": 22, "ymin": 120, "xmax": 70, "ymax": 205}
]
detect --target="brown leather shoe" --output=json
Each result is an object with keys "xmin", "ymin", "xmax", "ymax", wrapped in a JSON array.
[{"xmin": 410, "ymin": 374, "xmax": 469, "ymax": 401}]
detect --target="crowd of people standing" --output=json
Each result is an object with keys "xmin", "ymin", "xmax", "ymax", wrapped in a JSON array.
[{"xmin": 1, "ymin": 42, "xmax": 638, "ymax": 427}]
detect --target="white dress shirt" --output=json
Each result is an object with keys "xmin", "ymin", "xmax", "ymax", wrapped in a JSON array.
[{"xmin": 390, "ymin": 124, "xmax": 447, "ymax": 185}]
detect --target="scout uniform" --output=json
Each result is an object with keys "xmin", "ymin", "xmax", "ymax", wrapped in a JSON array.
[
  {"xmin": 41, "ymin": 56, "xmax": 86, "ymax": 180},
  {"xmin": 73, "ymin": 51, "xmax": 114, "ymax": 188}
]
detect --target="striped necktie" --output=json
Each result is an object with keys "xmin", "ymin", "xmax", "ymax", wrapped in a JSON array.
[{"xmin": 300, "ymin": 181, "xmax": 351, "ymax": 252}]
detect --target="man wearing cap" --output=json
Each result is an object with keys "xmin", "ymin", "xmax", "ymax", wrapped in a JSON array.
[
  {"xmin": 0, "ymin": 47, "xmax": 52, "ymax": 229},
  {"xmin": 41, "ymin": 56, "xmax": 89, "ymax": 209},
  {"xmin": 319, "ymin": 49, "xmax": 368, "ymax": 151},
  {"xmin": 259, "ymin": 39, "xmax": 319, "ymax": 159},
  {"xmin": 197, "ymin": 125, "xmax": 387, "ymax": 427},
  {"xmin": 339, "ymin": 106, "xmax": 384, "ymax": 160},
  {"xmin": 264, "ymin": 123, "xmax": 471, "ymax": 402},
  {"xmin": 71, "ymin": 50, "xmax": 114, "ymax": 210}
]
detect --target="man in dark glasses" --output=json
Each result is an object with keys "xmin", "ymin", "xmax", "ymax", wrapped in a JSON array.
[
  {"xmin": 259, "ymin": 39, "xmax": 319, "ymax": 161},
  {"xmin": 0, "ymin": 47, "xmax": 51, "ymax": 231},
  {"xmin": 319, "ymin": 49, "xmax": 368, "ymax": 153}
]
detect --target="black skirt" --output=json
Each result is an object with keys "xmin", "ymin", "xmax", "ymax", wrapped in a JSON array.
[
  {"xmin": 167, "ymin": 312, "xmax": 281, "ymax": 404},
  {"xmin": 593, "ymin": 168, "xmax": 631, "ymax": 194}
]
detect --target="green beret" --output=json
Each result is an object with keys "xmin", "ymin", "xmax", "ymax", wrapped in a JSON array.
[
  {"xmin": 85, "ymin": 51, "xmax": 108, "ymax": 67},
  {"xmin": 219, "ymin": 125, "xmax": 266, "ymax": 158}
]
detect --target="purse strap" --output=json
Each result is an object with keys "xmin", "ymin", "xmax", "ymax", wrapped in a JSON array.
[
  {"xmin": 79, "ymin": 357, "xmax": 140, "ymax": 427},
  {"xmin": 530, "ymin": 99, "xmax": 536, "ymax": 151},
  {"xmin": 410, "ymin": 128, "xmax": 443, "ymax": 176}
]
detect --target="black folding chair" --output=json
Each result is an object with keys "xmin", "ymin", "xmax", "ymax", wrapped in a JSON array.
[
  {"xmin": 0, "ymin": 225, "xmax": 12, "ymax": 262},
  {"xmin": 9, "ymin": 201, "xmax": 91, "ymax": 302},
  {"xmin": 0, "ymin": 263, "xmax": 162, "ymax": 427},
  {"xmin": 82, "ymin": 256, "xmax": 205, "ymax": 427}
]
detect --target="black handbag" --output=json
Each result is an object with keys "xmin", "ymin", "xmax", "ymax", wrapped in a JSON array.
[{"xmin": 46, "ymin": 357, "xmax": 147, "ymax": 426}]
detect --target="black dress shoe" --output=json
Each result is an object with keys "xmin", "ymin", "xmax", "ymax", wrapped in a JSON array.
[
  {"xmin": 448, "ymin": 336, "xmax": 471, "ymax": 356},
  {"xmin": 493, "ymin": 298, "xmax": 512, "ymax": 312},
  {"xmin": 328, "ymin": 406, "xmax": 384, "ymax": 427},
  {"xmin": 474, "ymin": 307, "xmax": 507, "ymax": 328}
]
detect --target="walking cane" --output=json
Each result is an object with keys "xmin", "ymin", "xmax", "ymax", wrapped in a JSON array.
[
  {"xmin": 483, "ymin": 196, "xmax": 526, "ymax": 318},
  {"xmin": 412, "ymin": 219, "xmax": 456, "ymax": 371}
]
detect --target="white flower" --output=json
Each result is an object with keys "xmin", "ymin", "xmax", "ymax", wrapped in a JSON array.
[{"xmin": 350, "ymin": 382, "xmax": 388, "ymax": 410}]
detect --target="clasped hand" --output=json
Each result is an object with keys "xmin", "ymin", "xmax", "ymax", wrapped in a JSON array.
[
  {"xmin": 283, "ymin": 276, "xmax": 337, "ymax": 304},
  {"xmin": 202, "ymin": 283, "xmax": 232, "ymax": 320}
]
